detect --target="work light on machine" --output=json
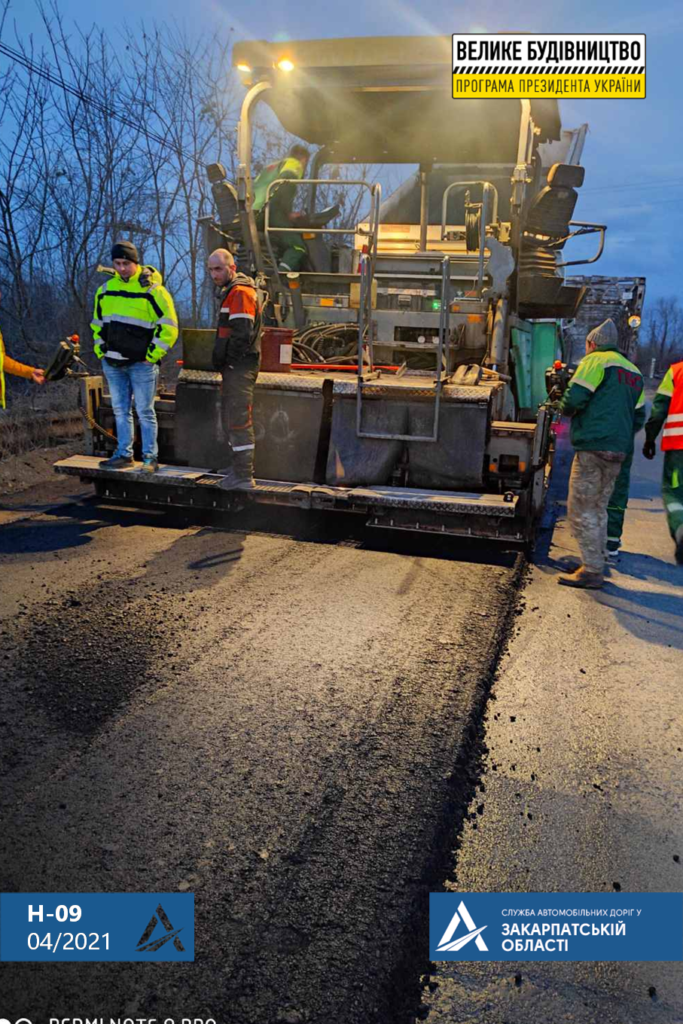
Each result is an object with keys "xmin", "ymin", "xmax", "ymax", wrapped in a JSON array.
[
  {"xmin": 277, "ymin": 58, "xmax": 295, "ymax": 72},
  {"xmin": 237, "ymin": 63, "xmax": 252, "ymax": 73},
  {"xmin": 628, "ymin": 315, "xmax": 641, "ymax": 329}
]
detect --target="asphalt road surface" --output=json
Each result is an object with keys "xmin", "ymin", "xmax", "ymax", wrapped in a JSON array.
[
  {"xmin": 0, "ymin": 483, "xmax": 523, "ymax": 1023},
  {"xmin": 420, "ymin": 440, "xmax": 683, "ymax": 1024}
]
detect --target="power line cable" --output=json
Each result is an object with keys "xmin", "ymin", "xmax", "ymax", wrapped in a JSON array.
[
  {"xmin": 0, "ymin": 40, "xmax": 197, "ymax": 162},
  {"xmin": 0, "ymin": 41, "xmax": 163, "ymax": 146}
]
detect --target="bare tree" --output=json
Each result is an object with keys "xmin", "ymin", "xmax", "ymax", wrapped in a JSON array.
[
  {"xmin": 0, "ymin": 0, "xmax": 379, "ymax": 388},
  {"xmin": 125, "ymin": 23, "xmax": 242, "ymax": 324},
  {"xmin": 0, "ymin": 0, "xmax": 243, "ymax": 370},
  {"xmin": 641, "ymin": 297, "xmax": 683, "ymax": 373}
]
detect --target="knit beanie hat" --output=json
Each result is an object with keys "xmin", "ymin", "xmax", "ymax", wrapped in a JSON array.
[
  {"xmin": 111, "ymin": 240, "xmax": 140, "ymax": 263},
  {"xmin": 586, "ymin": 319, "xmax": 618, "ymax": 349}
]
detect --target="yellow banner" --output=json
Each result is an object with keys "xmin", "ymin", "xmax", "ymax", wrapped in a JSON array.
[{"xmin": 452, "ymin": 74, "xmax": 646, "ymax": 99}]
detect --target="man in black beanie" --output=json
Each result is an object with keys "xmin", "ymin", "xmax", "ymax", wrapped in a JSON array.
[
  {"xmin": 91, "ymin": 240, "xmax": 178, "ymax": 472},
  {"xmin": 111, "ymin": 240, "xmax": 140, "ymax": 264}
]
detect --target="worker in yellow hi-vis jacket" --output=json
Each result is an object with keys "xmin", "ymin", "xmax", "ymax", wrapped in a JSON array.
[{"xmin": 91, "ymin": 240, "xmax": 178, "ymax": 474}]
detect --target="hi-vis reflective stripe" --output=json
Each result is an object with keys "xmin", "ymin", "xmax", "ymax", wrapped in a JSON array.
[
  {"xmin": 667, "ymin": 502, "xmax": 683, "ymax": 512},
  {"xmin": 154, "ymin": 339, "xmax": 172, "ymax": 352},
  {"xmin": 229, "ymin": 312, "xmax": 255, "ymax": 320},
  {"xmin": 570, "ymin": 374, "xmax": 596, "ymax": 392},
  {"xmin": 157, "ymin": 317, "xmax": 178, "ymax": 327},
  {"xmin": 572, "ymin": 351, "xmax": 643, "ymax": 395},
  {"xmin": 103, "ymin": 313, "xmax": 154, "ymax": 329},
  {"xmin": 232, "ymin": 443, "xmax": 255, "ymax": 452},
  {"xmin": 665, "ymin": 413, "xmax": 683, "ymax": 423},
  {"xmin": 663, "ymin": 427, "xmax": 683, "ymax": 437}
]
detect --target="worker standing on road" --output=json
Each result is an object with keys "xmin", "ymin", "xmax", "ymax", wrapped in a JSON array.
[
  {"xmin": 558, "ymin": 318, "xmax": 645, "ymax": 589},
  {"xmin": 0, "ymin": 289, "xmax": 46, "ymax": 407},
  {"xmin": 207, "ymin": 248, "xmax": 262, "ymax": 491},
  {"xmin": 252, "ymin": 144, "xmax": 310, "ymax": 273},
  {"xmin": 91, "ymin": 241, "xmax": 178, "ymax": 473},
  {"xmin": 642, "ymin": 359, "xmax": 683, "ymax": 564}
]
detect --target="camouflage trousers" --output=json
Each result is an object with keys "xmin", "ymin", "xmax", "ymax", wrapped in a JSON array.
[{"xmin": 567, "ymin": 451, "xmax": 624, "ymax": 573}]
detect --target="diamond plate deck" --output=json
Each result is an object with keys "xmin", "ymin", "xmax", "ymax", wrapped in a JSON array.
[
  {"xmin": 54, "ymin": 456, "xmax": 519, "ymax": 519},
  {"xmin": 346, "ymin": 486, "xmax": 518, "ymax": 516}
]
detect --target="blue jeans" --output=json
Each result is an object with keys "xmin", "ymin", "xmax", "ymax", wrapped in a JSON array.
[{"xmin": 102, "ymin": 359, "xmax": 159, "ymax": 459}]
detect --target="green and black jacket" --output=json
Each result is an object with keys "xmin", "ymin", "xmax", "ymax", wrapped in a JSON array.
[{"xmin": 560, "ymin": 342, "xmax": 646, "ymax": 453}]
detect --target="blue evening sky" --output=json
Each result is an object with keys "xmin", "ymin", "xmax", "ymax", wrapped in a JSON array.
[{"xmin": 6, "ymin": 0, "xmax": 682, "ymax": 303}]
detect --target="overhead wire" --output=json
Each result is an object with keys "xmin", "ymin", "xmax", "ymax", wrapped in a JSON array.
[{"xmin": 0, "ymin": 40, "xmax": 195, "ymax": 162}]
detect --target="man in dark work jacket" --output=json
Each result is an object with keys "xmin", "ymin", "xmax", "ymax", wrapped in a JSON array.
[{"xmin": 207, "ymin": 248, "xmax": 262, "ymax": 490}]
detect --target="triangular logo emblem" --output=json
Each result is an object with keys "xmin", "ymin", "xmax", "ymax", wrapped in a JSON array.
[
  {"xmin": 436, "ymin": 900, "xmax": 489, "ymax": 953},
  {"xmin": 136, "ymin": 903, "xmax": 186, "ymax": 953}
]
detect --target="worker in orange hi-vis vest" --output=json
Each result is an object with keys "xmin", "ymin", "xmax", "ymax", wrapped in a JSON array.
[
  {"xmin": 207, "ymin": 248, "xmax": 263, "ymax": 491},
  {"xmin": 643, "ymin": 359, "xmax": 683, "ymax": 564}
]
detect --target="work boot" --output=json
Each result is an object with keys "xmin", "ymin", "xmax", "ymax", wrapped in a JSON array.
[
  {"xmin": 141, "ymin": 457, "xmax": 159, "ymax": 474},
  {"xmin": 218, "ymin": 447, "xmax": 256, "ymax": 492},
  {"xmin": 606, "ymin": 538, "xmax": 621, "ymax": 558},
  {"xmin": 100, "ymin": 454, "xmax": 134, "ymax": 469},
  {"xmin": 557, "ymin": 566, "xmax": 604, "ymax": 589},
  {"xmin": 218, "ymin": 467, "xmax": 255, "ymax": 492},
  {"xmin": 675, "ymin": 526, "xmax": 683, "ymax": 566}
]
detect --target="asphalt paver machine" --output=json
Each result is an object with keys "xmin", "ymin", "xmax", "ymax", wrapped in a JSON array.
[{"xmin": 57, "ymin": 35, "xmax": 607, "ymax": 546}]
